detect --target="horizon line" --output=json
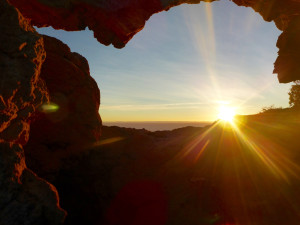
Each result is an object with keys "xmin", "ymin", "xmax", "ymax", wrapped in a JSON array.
[{"xmin": 102, "ymin": 120, "xmax": 214, "ymax": 123}]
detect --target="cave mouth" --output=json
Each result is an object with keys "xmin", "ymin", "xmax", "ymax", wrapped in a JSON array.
[
  {"xmin": 36, "ymin": 1, "xmax": 290, "ymax": 125},
  {"xmin": 3, "ymin": 0, "xmax": 300, "ymax": 224},
  {"xmin": 24, "ymin": 0, "xmax": 293, "ymax": 198}
]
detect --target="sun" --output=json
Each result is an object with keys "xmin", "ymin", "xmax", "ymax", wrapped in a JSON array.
[{"xmin": 218, "ymin": 105, "xmax": 236, "ymax": 122}]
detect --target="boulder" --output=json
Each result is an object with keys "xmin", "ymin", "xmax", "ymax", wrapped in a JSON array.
[{"xmin": 25, "ymin": 35, "xmax": 102, "ymax": 173}]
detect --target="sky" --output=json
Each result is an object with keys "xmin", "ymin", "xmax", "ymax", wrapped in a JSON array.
[{"xmin": 37, "ymin": 0, "xmax": 292, "ymax": 122}]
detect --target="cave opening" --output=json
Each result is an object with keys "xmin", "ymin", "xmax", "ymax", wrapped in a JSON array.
[
  {"xmin": 36, "ymin": 1, "xmax": 291, "ymax": 126},
  {"xmin": 26, "ymin": 1, "xmax": 298, "ymax": 225},
  {"xmin": 3, "ymin": 0, "xmax": 300, "ymax": 224}
]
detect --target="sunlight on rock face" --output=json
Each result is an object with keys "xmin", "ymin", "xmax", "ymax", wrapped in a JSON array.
[
  {"xmin": 40, "ymin": 103, "xmax": 59, "ymax": 113},
  {"xmin": 218, "ymin": 105, "xmax": 236, "ymax": 122}
]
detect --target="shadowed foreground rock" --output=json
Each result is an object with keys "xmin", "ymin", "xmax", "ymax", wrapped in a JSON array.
[
  {"xmin": 26, "ymin": 113, "xmax": 300, "ymax": 225},
  {"xmin": 0, "ymin": 0, "xmax": 66, "ymax": 224},
  {"xmin": 25, "ymin": 35, "xmax": 102, "ymax": 174},
  {"xmin": 0, "ymin": 143, "xmax": 65, "ymax": 225},
  {"xmin": 8, "ymin": 0, "xmax": 300, "ymax": 82},
  {"xmin": 23, "ymin": 35, "xmax": 102, "ymax": 224}
]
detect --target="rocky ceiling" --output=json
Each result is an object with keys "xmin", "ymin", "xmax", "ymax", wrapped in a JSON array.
[{"xmin": 8, "ymin": 0, "xmax": 300, "ymax": 83}]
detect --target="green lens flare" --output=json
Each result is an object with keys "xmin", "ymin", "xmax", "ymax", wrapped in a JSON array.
[{"xmin": 40, "ymin": 103, "xmax": 59, "ymax": 113}]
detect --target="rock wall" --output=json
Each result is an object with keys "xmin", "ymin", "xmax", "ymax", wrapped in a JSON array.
[
  {"xmin": 7, "ymin": 0, "xmax": 300, "ymax": 83},
  {"xmin": 0, "ymin": 0, "xmax": 66, "ymax": 224},
  {"xmin": 7, "ymin": 0, "xmax": 213, "ymax": 48},
  {"xmin": 25, "ymin": 35, "xmax": 102, "ymax": 174},
  {"xmin": 231, "ymin": 0, "xmax": 300, "ymax": 83}
]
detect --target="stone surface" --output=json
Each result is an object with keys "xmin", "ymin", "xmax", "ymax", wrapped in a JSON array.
[
  {"xmin": 22, "ymin": 35, "xmax": 102, "ymax": 224},
  {"xmin": 0, "ymin": 0, "xmax": 47, "ymax": 145},
  {"xmin": 230, "ymin": 1, "xmax": 300, "ymax": 83},
  {"xmin": 25, "ymin": 35, "xmax": 102, "ymax": 174},
  {"xmin": 0, "ymin": 143, "xmax": 66, "ymax": 225},
  {"xmin": 7, "ymin": 0, "xmax": 300, "ymax": 82},
  {"xmin": 274, "ymin": 16, "xmax": 300, "ymax": 83},
  {"xmin": 0, "ymin": 0, "xmax": 66, "ymax": 224},
  {"xmin": 7, "ymin": 0, "xmax": 212, "ymax": 48}
]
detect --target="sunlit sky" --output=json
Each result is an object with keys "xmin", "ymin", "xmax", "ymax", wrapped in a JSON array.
[{"xmin": 37, "ymin": 1, "xmax": 292, "ymax": 122}]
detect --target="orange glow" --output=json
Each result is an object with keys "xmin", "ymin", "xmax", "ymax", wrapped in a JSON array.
[
  {"xmin": 218, "ymin": 105, "xmax": 236, "ymax": 122},
  {"xmin": 167, "ymin": 114, "xmax": 300, "ymax": 223}
]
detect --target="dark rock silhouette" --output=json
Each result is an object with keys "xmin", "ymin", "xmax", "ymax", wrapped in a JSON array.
[
  {"xmin": 25, "ymin": 35, "xmax": 102, "ymax": 174},
  {"xmin": 0, "ymin": 0, "xmax": 66, "ymax": 224},
  {"xmin": 8, "ymin": 0, "xmax": 300, "ymax": 82}
]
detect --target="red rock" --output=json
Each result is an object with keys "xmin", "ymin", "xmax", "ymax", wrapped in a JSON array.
[
  {"xmin": 0, "ymin": 1, "xmax": 66, "ymax": 224},
  {"xmin": 8, "ymin": 0, "xmax": 165, "ymax": 48},
  {"xmin": 8, "ymin": 0, "xmax": 300, "ymax": 82},
  {"xmin": 0, "ymin": 0, "xmax": 47, "ymax": 145},
  {"xmin": 25, "ymin": 35, "xmax": 102, "ymax": 173}
]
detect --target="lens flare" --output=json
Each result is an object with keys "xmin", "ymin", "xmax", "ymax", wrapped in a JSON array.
[
  {"xmin": 40, "ymin": 103, "xmax": 59, "ymax": 113},
  {"xmin": 218, "ymin": 105, "xmax": 236, "ymax": 122}
]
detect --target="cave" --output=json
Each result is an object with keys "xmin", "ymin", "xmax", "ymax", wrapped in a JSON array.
[{"xmin": 1, "ymin": 0, "xmax": 300, "ymax": 224}]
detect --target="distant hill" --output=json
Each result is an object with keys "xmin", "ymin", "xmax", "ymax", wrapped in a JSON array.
[{"xmin": 102, "ymin": 121, "xmax": 212, "ymax": 131}]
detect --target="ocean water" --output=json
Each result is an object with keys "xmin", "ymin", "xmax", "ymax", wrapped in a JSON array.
[{"xmin": 103, "ymin": 121, "xmax": 212, "ymax": 132}]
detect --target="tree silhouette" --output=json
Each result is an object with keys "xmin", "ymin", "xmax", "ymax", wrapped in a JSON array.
[{"xmin": 289, "ymin": 81, "xmax": 300, "ymax": 109}]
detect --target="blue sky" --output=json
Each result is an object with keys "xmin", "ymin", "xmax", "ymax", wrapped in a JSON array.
[{"xmin": 37, "ymin": 1, "xmax": 292, "ymax": 122}]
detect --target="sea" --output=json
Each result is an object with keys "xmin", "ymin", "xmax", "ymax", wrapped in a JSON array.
[{"xmin": 102, "ymin": 121, "xmax": 213, "ymax": 132}]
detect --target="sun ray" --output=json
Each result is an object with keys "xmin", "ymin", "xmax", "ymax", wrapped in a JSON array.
[
  {"xmin": 175, "ymin": 121, "xmax": 219, "ymax": 162},
  {"xmin": 231, "ymin": 119, "xmax": 300, "ymax": 182},
  {"xmin": 236, "ymin": 79, "xmax": 276, "ymax": 110},
  {"xmin": 182, "ymin": 3, "xmax": 220, "ymax": 101}
]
